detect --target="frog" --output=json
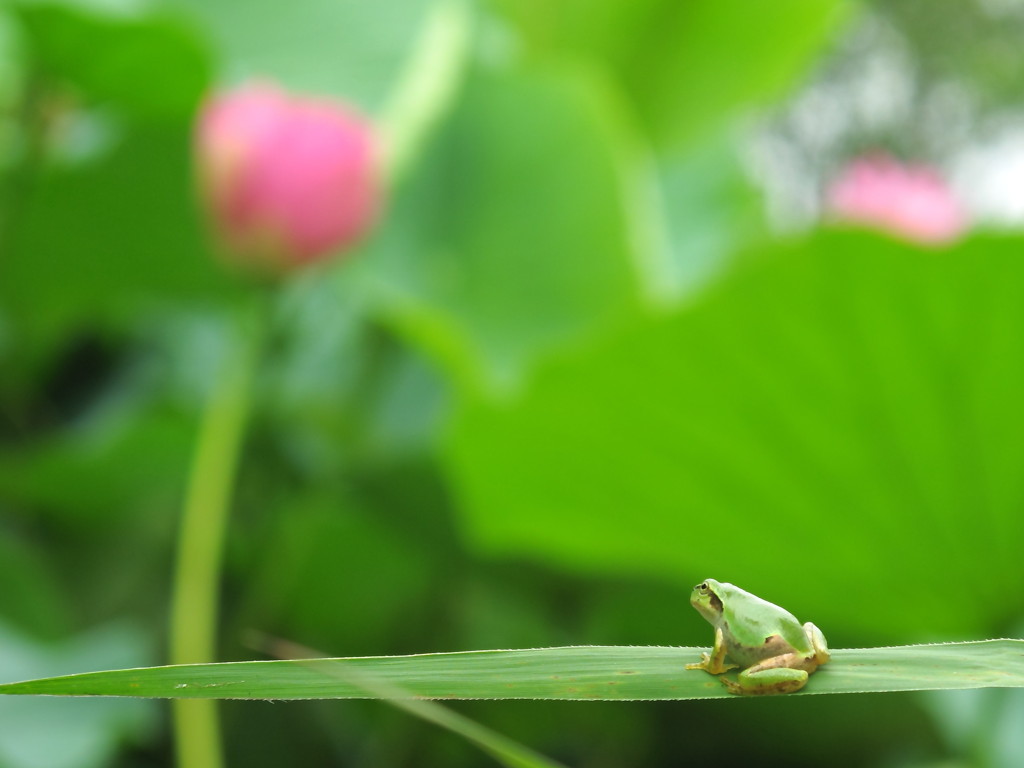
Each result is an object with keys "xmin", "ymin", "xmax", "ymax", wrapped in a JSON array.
[{"xmin": 685, "ymin": 578, "xmax": 830, "ymax": 695}]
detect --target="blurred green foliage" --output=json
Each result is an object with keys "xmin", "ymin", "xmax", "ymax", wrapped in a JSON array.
[
  {"xmin": 1, "ymin": 0, "xmax": 1023, "ymax": 766},
  {"xmin": 14, "ymin": 2, "xmax": 210, "ymax": 118},
  {"xmin": 447, "ymin": 231, "xmax": 1024, "ymax": 641},
  {"xmin": 365, "ymin": 63, "xmax": 641, "ymax": 392}
]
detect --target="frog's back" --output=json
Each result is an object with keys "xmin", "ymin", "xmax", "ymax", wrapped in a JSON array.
[{"xmin": 718, "ymin": 584, "xmax": 809, "ymax": 660}]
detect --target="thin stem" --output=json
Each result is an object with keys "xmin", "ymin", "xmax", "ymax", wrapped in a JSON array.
[
  {"xmin": 168, "ymin": 293, "xmax": 267, "ymax": 768},
  {"xmin": 377, "ymin": 0, "xmax": 472, "ymax": 187}
]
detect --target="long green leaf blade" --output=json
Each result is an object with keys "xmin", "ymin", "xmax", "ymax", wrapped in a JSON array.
[{"xmin": 1, "ymin": 641, "xmax": 1021, "ymax": 701}]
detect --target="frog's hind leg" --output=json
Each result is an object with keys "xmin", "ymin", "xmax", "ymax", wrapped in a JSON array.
[
  {"xmin": 803, "ymin": 622, "xmax": 830, "ymax": 665},
  {"xmin": 723, "ymin": 658, "xmax": 810, "ymax": 695}
]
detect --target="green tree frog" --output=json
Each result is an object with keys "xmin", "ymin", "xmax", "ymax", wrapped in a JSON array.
[{"xmin": 686, "ymin": 579, "xmax": 830, "ymax": 695}]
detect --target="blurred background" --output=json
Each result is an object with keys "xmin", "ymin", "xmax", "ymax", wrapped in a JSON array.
[{"xmin": 2, "ymin": 0, "xmax": 1024, "ymax": 765}]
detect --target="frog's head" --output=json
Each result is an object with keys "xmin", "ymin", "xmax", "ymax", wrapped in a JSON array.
[{"xmin": 690, "ymin": 579, "xmax": 725, "ymax": 624}]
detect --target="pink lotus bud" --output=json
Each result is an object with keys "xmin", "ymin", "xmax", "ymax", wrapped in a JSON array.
[
  {"xmin": 825, "ymin": 154, "xmax": 968, "ymax": 245},
  {"xmin": 195, "ymin": 82, "xmax": 380, "ymax": 273}
]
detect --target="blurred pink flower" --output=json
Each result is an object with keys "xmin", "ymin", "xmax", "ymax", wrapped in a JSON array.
[
  {"xmin": 195, "ymin": 82, "xmax": 380, "ymax": 274},
  {"xmin": 825, "ymin": 154, "xmax": 968, "ymax": 245}
]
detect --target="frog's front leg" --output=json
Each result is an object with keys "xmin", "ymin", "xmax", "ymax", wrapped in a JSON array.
[
  {"xmin": 686, "ymin": 626, "xmax": 737, "ymax": 675},
  {"xmin": 722, "ymin": 652, "xmax": 810, "ymax": 695}
]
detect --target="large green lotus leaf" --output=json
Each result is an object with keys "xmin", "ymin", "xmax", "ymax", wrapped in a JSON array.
[
  {"xmin": 653, "ymin": 135, "xmax": 765, "ymax": 300},
  {"xmin": 361, "ymin": 64, "xmax": 641, "ymax": 393},
  {"xmin": 13, "ymin": 1, "xmax": 211, "ymax": 119},
  {"xmin": 445, "ymin": 231, "xmax": 1024, "ymax": 640},
  {"xmin": 492, "ymin": 0, "xmax": 851, "ymax": 148}
]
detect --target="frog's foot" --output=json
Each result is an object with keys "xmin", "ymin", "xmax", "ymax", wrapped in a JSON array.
[
  {"xmin": 685, "ymin": 652, "xmax": 713, "ymax": 671},
  {"xmin": 686, "ymin": 651, "xmax": 738, "ymax": 675},
  {"xmin": 721, "ymin": 677, "xmax": 745, "ymax": 695}
]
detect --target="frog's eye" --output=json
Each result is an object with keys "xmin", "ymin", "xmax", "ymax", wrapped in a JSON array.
[{"xmin": 698, "ymin": 582, "xmax": 708, "ymax": 591}]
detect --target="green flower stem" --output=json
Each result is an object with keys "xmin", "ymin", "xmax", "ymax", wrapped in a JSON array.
[
  {"xmin": 168, "ymin": 294, "xmax": 267, "ymax": 768},
  {"xmin": 378, "ymin": 0, "xmax": 471, "ymax": 186}
]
